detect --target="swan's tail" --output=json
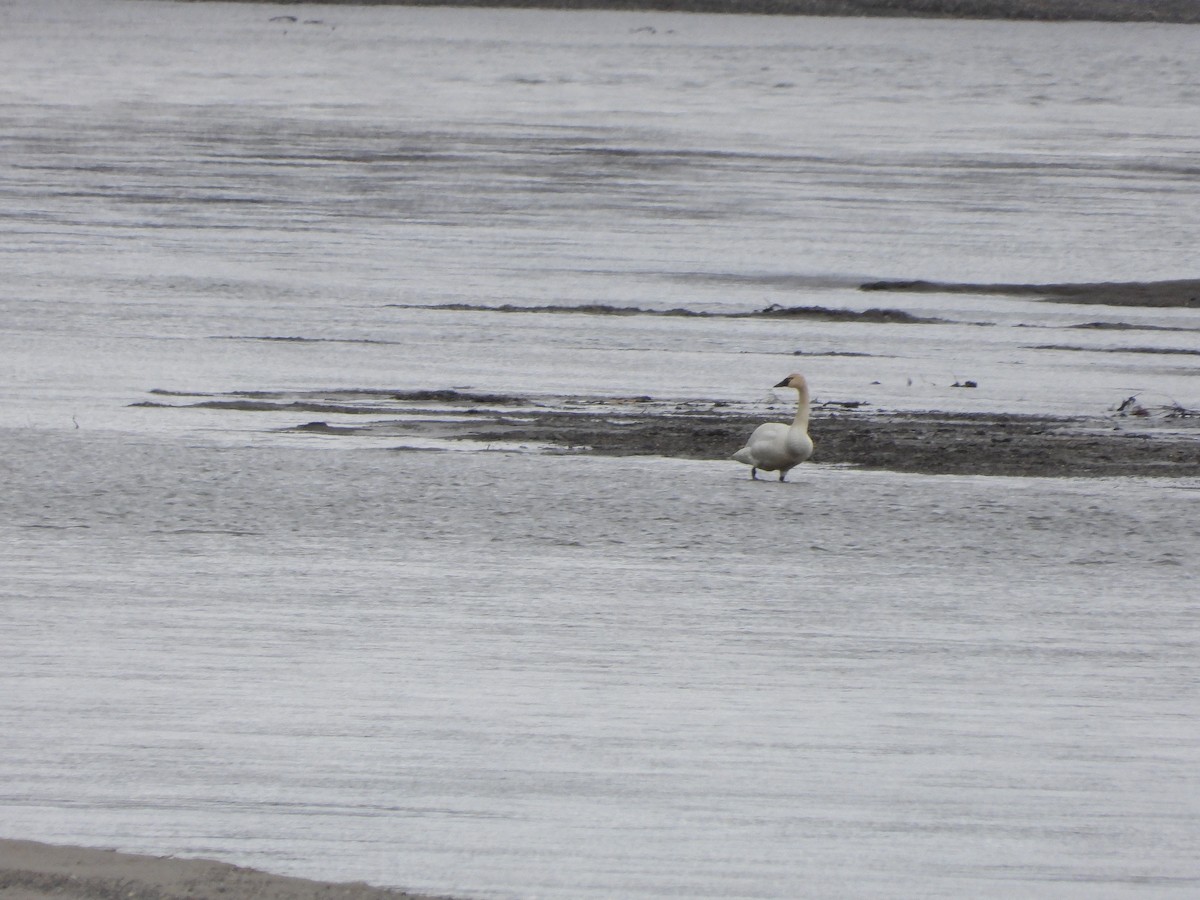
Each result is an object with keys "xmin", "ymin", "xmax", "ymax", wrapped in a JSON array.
[{"xmin": 731, "ymin": 447, "xmax": 755, "ymax": 465}]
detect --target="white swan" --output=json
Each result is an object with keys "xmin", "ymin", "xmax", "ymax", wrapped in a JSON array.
[{"xmin": 732, "ymin": 373, "xmax": 814, "ymax": 481}]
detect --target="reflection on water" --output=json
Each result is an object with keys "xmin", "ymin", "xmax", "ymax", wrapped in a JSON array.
[{"xmin": 2, "ymin": 1, "xmax": 1200, "ymax": 898}]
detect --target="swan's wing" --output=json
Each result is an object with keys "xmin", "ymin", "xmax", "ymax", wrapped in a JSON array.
[
  {"xmin": 732, "ymin": 422, "xmax": 791, "ymax": 466},
  {"xmin": 785, "ymin": 430, "xmax": 815, "ymax": 462}
]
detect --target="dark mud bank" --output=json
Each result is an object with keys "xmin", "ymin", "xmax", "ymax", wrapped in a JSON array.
[
  {"xmin": 456, "ymin": 407, "xmax": 1200, "ymax": 478},
  {"xmin": 252, "ymin": 1, "xmax": 1200, "ymax": 25},
  {"xmin": 141, "ymin": 388, "xmax": 1200, "ymax": 478},
  {"xmin": 861, "ymin": 278, "xmax": 1200, "ymax": 308}
]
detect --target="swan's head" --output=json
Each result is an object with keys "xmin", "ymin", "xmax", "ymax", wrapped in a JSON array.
[{"xmin": 773, "ymin": 373, "xmax": 808, "ymax": 391}]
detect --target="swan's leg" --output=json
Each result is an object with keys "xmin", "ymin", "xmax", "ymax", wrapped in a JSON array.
[
  {"xmin": 751, "ymin": 468, "xmax": 759, "ymax": 480},
  {"xmin": 779, "ymin": 470, "xmax": 788, "ymax": 482}
]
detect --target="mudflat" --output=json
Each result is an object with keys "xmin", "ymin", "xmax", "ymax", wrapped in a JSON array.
[{"xmin": 444, "ymin": 404, "xmax": 1200, "ymax": 478}]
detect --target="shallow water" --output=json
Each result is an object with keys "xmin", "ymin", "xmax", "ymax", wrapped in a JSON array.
[
  {"xmin": 6, "ymin": 433, "xmax": 1200, "ymax": 898},
  {"xmin": 2, "ymin": 1, "xmax": 1200, "ymax": 898}
]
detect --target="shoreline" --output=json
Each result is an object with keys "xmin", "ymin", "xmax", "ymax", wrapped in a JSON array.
[
  {"xmin": 215, "ymin": 0, "xmax": 1200, "ymax": 25},
  {"xmin": 0, "ymin": 838, "xmax": 450, "ymax": 900}
]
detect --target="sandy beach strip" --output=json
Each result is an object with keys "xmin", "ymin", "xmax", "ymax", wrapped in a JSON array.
[{"xmin": 0, "ymin": 839, "xmax": 455, "ymax": 900}]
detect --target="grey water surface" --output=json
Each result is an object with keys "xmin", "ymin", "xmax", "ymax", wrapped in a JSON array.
[{"xmin": 2, "ymin": 2, "xmax": 1199, "ymax": 898}]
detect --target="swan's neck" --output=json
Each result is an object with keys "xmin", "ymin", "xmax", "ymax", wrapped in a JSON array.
[{"xmin": 791, "ymin": 385, "xmax": 811, "ymax": 432}]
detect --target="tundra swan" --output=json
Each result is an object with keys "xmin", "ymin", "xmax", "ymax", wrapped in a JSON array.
[{"xmin": 732, "ymin": 373, "xmax": 814, "ymax": 481}]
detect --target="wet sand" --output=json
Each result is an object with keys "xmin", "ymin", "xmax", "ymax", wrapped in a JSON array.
[{"xmin": 0, "ymin": 839, "xmax": 447, "ymax": 900}]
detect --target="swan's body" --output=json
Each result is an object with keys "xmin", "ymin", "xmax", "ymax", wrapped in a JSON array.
[{"xmin": 732, "ymin": 373, "xmax": 814, "ymax": 481}]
